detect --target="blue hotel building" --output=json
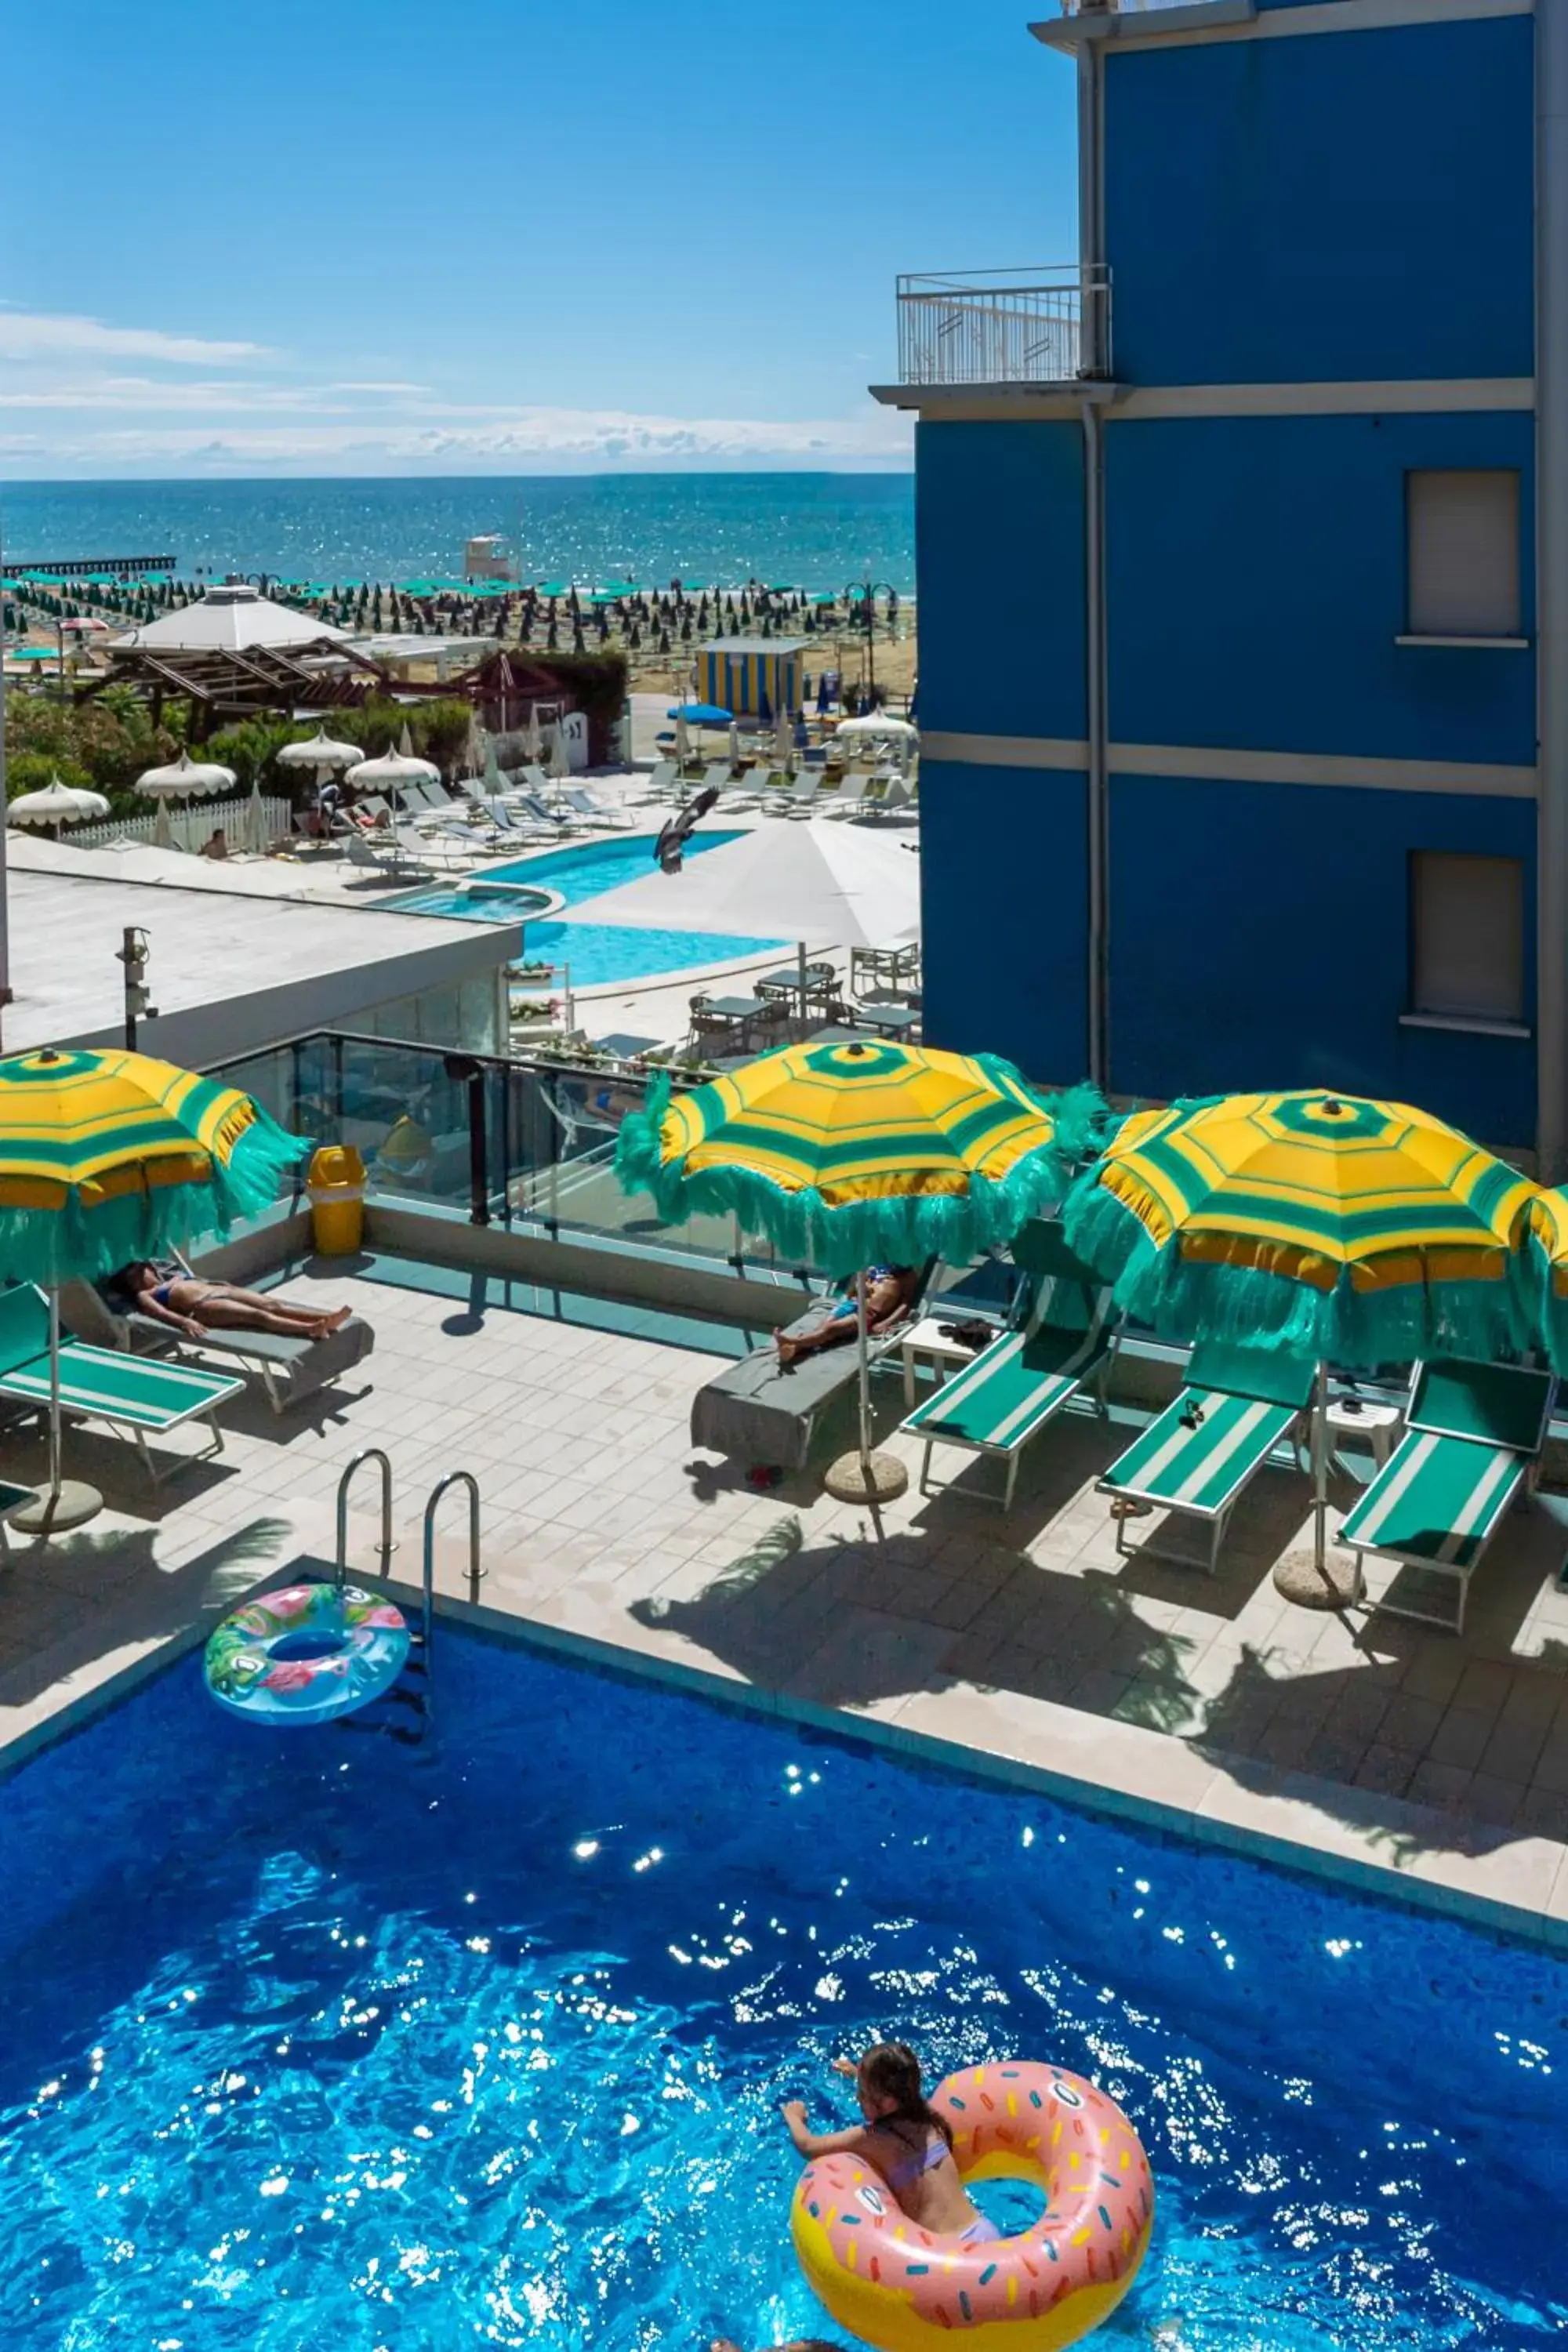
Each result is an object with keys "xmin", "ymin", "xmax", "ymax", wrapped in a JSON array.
[{"xmin": 876, "ymin": 0, "xmax": 1568, "ymax": 1166}]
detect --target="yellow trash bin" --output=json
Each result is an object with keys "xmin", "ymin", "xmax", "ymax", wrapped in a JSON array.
[{"xmin": 307, "ymin": 1143, "xmax": 365, "ymax": 1256}]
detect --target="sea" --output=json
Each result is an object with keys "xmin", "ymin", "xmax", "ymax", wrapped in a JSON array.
[{"xmin": 0, "ymin": 474, "xmax": 915, "ymax": 594}]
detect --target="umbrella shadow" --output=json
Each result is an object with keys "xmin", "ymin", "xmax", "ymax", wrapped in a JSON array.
[{"xmin": 627, "ymin": 1514, "xmax": 1205, "ymax": 1722}]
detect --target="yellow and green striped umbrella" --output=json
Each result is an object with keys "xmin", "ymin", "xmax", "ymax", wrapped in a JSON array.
[
  {"xmin": 0, "ymin": 1046, "xmax": 310, "ymax": 1283},
  {"xmin": 1062, "ymin": 1089, "xmax": 1534, "ymax": 1367},
  {"xmin": 615, "ymin": 1039, "xmax": 1102, "ymax": 1276},
  {"xmin": 1526, "ymin": 1188, "xmax": 1568, "ymax": 1369}
]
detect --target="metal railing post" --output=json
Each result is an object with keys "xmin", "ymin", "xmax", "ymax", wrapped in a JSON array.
[{"xmin": 335, "ymin": 1448, "xmax": 394, "ymax": 1585}]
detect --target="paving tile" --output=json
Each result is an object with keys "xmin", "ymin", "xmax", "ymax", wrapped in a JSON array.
[
  {"xmin": 1352, "ymin": 1743, "xmax": 1415, "ymax": 1798},
  {"xmin": 1428, "ymin": 1706, "xmax": 1496, "ymax": 1771},
  {"xmin": 1454, "ymin": 1657, "xmax": 1515, "ymax": 1716},
  {"xmin": 1405, "ymin": 1759, "xmax": 1475, "ymax": 1812},
  {"xmin": 1378, "ymin": 1692, "xmax": 1446, "ymax": 1757}
]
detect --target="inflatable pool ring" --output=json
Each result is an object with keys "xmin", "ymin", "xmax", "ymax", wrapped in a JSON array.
[
  {"xmin": 792, "ymin": 2061, "xmax": 1153, "ymax": 2352},
  {"xmin": 203, "ymin": 1581, "xmax": 410, "ymax": 1726}
]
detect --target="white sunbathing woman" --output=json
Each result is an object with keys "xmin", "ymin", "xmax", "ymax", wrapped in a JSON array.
[{"xmin": 120, "ymin": 1262, "xmax": 353, "ymax": 1344}]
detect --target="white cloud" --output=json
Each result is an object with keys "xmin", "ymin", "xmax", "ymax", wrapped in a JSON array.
[
  {"xmin": 0, "ymin": 309, "xmax": 266, "ymax": 365},
  {"xmin": 0, "ymin": 401, "xmax": 913, "ymax": 474}
]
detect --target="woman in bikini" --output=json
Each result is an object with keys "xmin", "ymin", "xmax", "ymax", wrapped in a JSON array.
[
  {"xmin": 779, "ymin": 2040, "xmax": 997, "ymax": 2244},
  {"xmin": 119, "ymin": 1263, "xmax": 353, "ymax": 1345}
]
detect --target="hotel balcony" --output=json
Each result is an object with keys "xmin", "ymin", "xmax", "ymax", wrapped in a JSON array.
[{"xmin": 885, "ymin": 265, "xmax": 1112, "ymax": 397}]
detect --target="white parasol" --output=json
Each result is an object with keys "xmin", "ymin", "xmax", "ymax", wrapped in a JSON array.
[
  {"xmin": 7, "ymin": 776, "xmax": 111, "ymax": 836},
  {"xmin": 136, "ymin": 749, "xmax": 237, "ymax": 798},
  {"xmin": 345, "ymin": 746, "xmax": 441, "ymax": 794},
  {"xmin": 276, "ymin": 727, "xmax": 365, "ymax": 775}
]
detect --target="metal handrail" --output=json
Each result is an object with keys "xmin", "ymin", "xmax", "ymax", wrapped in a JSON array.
[
  {"xmin": 335, "ymin": 1447, "xmax": 394, "ymax": 1585},
  {"xmin": 423, "ymin": 1468, "xmax": 482, "ymax": 1627}
]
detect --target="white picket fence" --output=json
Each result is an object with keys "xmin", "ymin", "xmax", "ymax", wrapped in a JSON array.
[{"xmin": 64, "ymin": 794, "xmax": 292, "ymax": 855}]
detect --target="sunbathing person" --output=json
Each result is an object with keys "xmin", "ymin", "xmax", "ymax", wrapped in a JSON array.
[
  {"xmin": 118, "ymin": 1263, "xmax": 353, "ymax": 1344},
  {"xmin": 775, "ymin": 1265, "xmax": 919, "ymax": 1367}
]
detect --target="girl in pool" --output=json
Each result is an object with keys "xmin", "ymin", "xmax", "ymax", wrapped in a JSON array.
[{"xmin": 779, "ymin": 2041, "xmax": 998, "ymax": 2243}]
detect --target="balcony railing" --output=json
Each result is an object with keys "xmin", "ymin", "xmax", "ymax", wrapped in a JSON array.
[{"xmin": 895, "ymin": 266, "xmax": 1111, "ymax": 387}]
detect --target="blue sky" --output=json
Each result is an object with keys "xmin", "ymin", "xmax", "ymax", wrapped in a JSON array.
[{"xmin": 0, "ymin": 0, "xmax": 1077, "ymax": 476}]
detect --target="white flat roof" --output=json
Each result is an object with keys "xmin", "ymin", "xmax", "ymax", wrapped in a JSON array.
[
  {"xmin": 702, "ymin": 636, "xmax": 810, "ymax": 655},
  {"xmin": 3, "ymin": 858, "xmax": 523, "ymax": 1065}
]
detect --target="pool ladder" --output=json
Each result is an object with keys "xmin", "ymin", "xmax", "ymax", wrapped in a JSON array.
[{"xmin": 333, "ymin": 1449, "xmax": 484, "ymax": 1736}]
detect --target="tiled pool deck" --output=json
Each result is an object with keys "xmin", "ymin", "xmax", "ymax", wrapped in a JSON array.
[{"xmin": 5, "ymin": 1253, "xmax": 1568, "ymax": 1944}]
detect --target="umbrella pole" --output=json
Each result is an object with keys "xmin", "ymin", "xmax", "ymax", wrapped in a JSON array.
[
  {"xmin": 857, "ymin": 1272, "xmax": 873, "ymax": 1477},
  {"xmin": 1312, "ymin": 1358, "xmax": 1328, "ymax": 1575},
  {"xmin": 824, "ymin": 1267, "xmax": 911, "ymax": 1511},
  {"xmin": 797, "ymin": 938, "xmax": 809, "ymax": 1041},
  {"xmin": 12, "ymin": 1286, "xmax": 103, "ymax": 1535}
]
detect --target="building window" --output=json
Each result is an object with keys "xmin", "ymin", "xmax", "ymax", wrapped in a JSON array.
[
  {"xmin": 1406, "ymin": 470, "xmax": 1521, "ymax": 638},
  {"xmin": 1410, "ymin": 851, "xmax": 1524, "ymax": 1025}
]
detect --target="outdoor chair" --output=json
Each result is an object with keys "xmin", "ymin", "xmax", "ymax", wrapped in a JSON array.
[
  {"xmin": 782, "ymin": 772, "xmax": 821, "ymax": 817},
  {"xmin": 0, "ymin": 1284, "xmax": 244, "ymax": 1488},
  {"xmin": 689, "ymin": 1261, "xmax": 938, "ymax": 1474},
  {"xmin": 1340, "ymin": 1356, "xmax": 1555, "ymax": 1634},
  {"xmin": 898, "ymin": 1220, "xmax": 1120, "ymax": 1508},
  {"xmin": 558, "ymin": 785, "xmax": 633, "ymax": 829},
  {"xmin": 822, "ymin": 774, "xmax": 872, "ymax": 819},
  {"xmin": 344, "ymin": 835, "xmax": 436, "ymax": 883},
  {"xmin": 1096, "ymin": 1339, "xmax": 1315, "ymax": 1574},
  {"xmin": 60, "ymin": 1261, "xmax": 375, "ymax": 1417}
]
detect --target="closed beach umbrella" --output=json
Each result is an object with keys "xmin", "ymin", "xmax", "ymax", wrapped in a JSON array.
[
  {"xmin": 154, "ymin": 798, "xmax": 173, "ymax": 851},
  {"xmin": 546, "ymin": 727, "xmax": 570, "ymax": 782},
  {"xmin": 244, "ymin": 779, "xmax": 268, "ymax": 853},
  {"xmin": 525, "ymin": 704, "xmax": 544, "ymax": 763},
  {"xmin": 617, "ymin": 1042, "xmax": 1102, "ymax": 1501},
  {"xmin": 8, "ymin": 776, "xmax": 110, "ymax": 837},
  {"xmin": 0, "ymin": 1047, "xmax": 308, "ymax": 1531},
  {"xmin": 673, "ymin": 712, "xmax": 691, "ymax": 764},
  {"xmin": 728, "ymin": 721, "xmax": 742, "ymax": 765},
  {"xmin": 775, "ymin": 699, "xmax": 794, "ymax": 764},
  {"xmin": 1062, "ymin": 1088, "xmax": 1536, "ymax": 1576}
]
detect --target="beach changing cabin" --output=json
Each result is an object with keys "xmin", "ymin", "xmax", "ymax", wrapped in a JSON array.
[{"xmin": 699, "ymin": 637, "xmax": 806, "ymax": 718}]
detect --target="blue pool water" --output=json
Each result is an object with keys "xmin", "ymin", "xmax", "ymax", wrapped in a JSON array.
[
  {"xmin": 2, "ymin": 1632, "xmax": 1566, "ymax": 2350},
  {"xmin": 394, "ymin": 831, "xmax": 783, "ymax": 985}
]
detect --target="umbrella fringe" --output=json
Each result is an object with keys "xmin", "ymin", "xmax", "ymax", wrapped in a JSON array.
[
  {"xmin": 615, "ymin": 1069, "xmax": 1101, "ymax": 1279},
  {"xmin": 0, "ymin": 1109, "xmax": 311, "ymax": 1286},
  {"xmin": 1065, "ymin": 1180, "xmax": 1534, "ymax": 1368}
]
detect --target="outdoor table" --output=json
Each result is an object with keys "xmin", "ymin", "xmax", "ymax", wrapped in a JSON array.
[
  {"xmin": 695, "ymin": 995, "xmax": 774, "ymax": 1051},
  {"xmin": 898, "ymin": 1313, "xmax": 1001, "ymax": 1406},
  {"xmin": 1326, "ymin": 1395, "xmax": 1402, "ymax": 1472},
  {"xmin": 855, "ymin": 1002, "xmax": 922, "ymax": 1039}
]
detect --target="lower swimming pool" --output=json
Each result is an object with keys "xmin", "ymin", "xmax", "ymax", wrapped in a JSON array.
[
  {"xmin": 393, "ymin": 831, "xmax": 783, "ymax": 986},
  {"xmin": 2, "ymin": 1631, "xmax": 1563, "ymax": 2350}
]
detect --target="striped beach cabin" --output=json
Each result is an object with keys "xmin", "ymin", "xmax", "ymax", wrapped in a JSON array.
[{"xmin": 699, "ymin": 637, "xmax": 807, "ymax": 719}]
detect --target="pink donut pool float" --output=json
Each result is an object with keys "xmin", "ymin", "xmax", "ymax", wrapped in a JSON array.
[{"xmin": 791, "ymin": 2060, "xmax": 1154, "ymax": 2352}]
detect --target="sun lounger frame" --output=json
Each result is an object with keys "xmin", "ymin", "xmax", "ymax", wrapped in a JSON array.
[
  {"xmin": 1096, "ymin": 1341, "xmax": 1315, "ymax": 1574},
  {"xmin": 1340, "ymin": 1356, "xmax": 1554, "ymax": 1634},
  {"xmin": 0, "ymin": 1287, "xmax": 245, "ymax": 1488},
  {"xmin": 898, "ymin": 1224, "xmax": 1120, "ymax": 1509}
]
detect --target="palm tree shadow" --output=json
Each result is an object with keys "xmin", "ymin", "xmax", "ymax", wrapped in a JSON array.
[{"xmin": 0, "ymin": 1515, "xmax": 300, "ymax": 1712}]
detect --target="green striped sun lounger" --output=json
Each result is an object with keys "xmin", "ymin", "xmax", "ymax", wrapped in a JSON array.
[
  {"xmin": 0, "ymin": 1286, "xmax": 245, "ymax": 1487},
  {"xmin": 898, "ymin": 1221, "xmax": 1120, "ymax": 1508},
  {"xmin": 1340, "ymin": 1356, "xmax": 1554, "ymax": 1635},
  {"xmin": 1098, "ymin": 1339, "xmax": 1315, "ymax": 1574}
]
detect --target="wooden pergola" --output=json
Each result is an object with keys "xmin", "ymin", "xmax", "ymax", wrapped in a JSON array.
[{"xmin": 82, "ymin": 640, "xmax": 410, "ymax": 735}]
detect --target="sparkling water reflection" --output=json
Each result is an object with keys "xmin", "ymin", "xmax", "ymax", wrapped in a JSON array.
[{"xmin": 1, "ymin": 1636, "xmax": 1564, "ymax": 2351}]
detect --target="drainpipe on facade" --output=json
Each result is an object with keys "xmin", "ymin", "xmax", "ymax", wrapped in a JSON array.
[
  {"xmin": 1083, "ymin": 400, "xmax": 1109, "ymax": 1094},
  {"xmin": 1539, "ymin": 0, "xmax": 1568, "ymax": 1174},
  {"xmin": 1078, "ymin": 15, "xmax": 1110, "ymax": 1090}
]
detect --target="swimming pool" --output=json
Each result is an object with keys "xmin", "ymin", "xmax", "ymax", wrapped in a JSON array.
[
  {"xmin": 2, "ymin": 1631, "xmax": 1564, "ymax": 2350},
  {"xmin": 394, "ymin": 832, "xmax": 783, "ymax": 987}
]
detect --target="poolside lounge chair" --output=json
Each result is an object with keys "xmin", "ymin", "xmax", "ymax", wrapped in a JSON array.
[
  {"xmin": 59, "ymin": 1266, "xmax": 376, "ymax": 1417},
  {"xmin": 822, "ymin": 774, "xmax": 873, "ymax": 819},
  {"xmin": 557, "ymin": 785, "xmax": 633, "ymax": 829},
  {"xmin": 0, "ymin": 1285, "xmax": 244, "ymax": 1486},
  {"xmin": 898, "ymin": 1221, "xmax": 1120, "ymax": 1508},
  {"xmin": 1339, "ymin": 1356, "xmax": 1554, "ymax": 1633},
  {"xmin": 1096, "ymin": 1339, "xmax": 1315, "ymax": 1574},
  {"xmin": 689, "ymin": 1262, "xmax": 938, "ymax": 1474},
  {"xmin": 344, "ymin": 835, "xmax": 436, "ymax": 884}
]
